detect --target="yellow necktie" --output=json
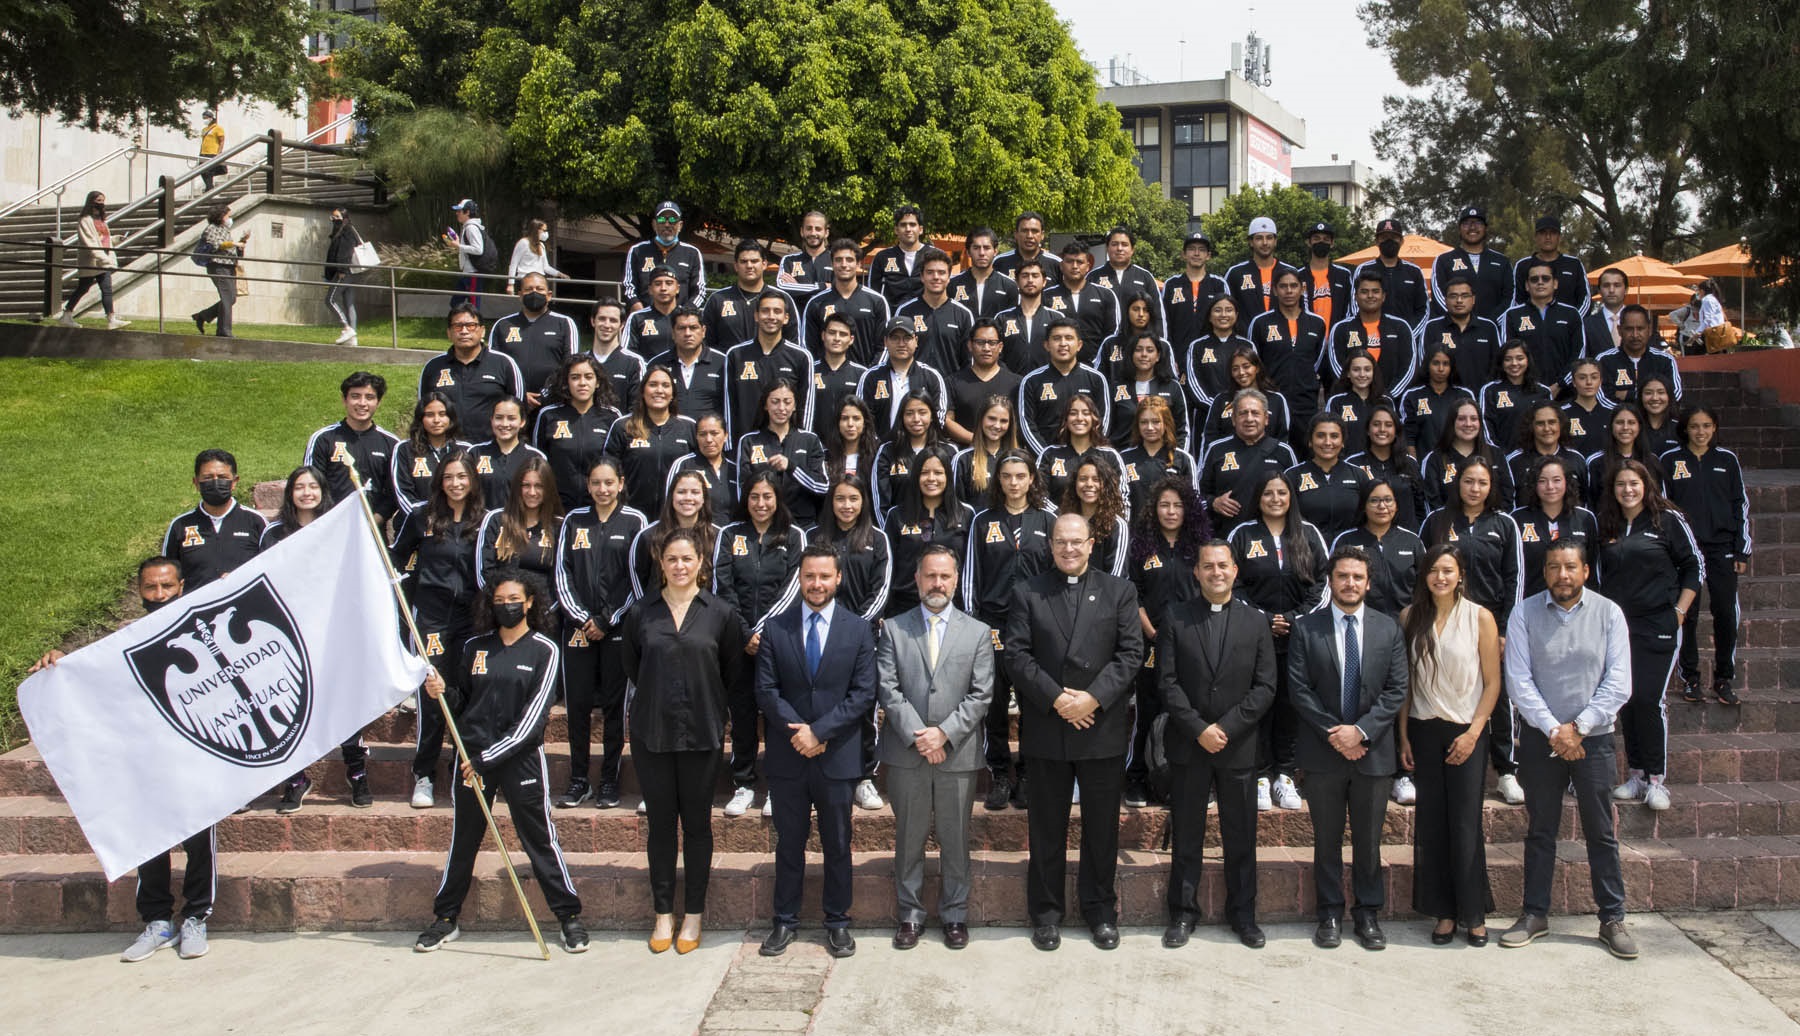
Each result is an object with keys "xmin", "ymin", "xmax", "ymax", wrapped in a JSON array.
[{"xmin": 928, "ymin": 616, "xmax": 941, "ymax": 670}]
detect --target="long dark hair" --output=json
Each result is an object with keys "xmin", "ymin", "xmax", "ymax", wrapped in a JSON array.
[
  {"xmin": 813, "ymin": 473, "xmax": 878, "ymax": 553},
  {"xmin": 1521, "ymin": 453, "xmax": 1583, "ymax": 510},
  {"xmin": 551, "ymin": 352, "xmax": 617, "ymax": 411},
  {"xmin": 986, "ymin": 448, "xmax": 1048, "ymax": 511},
  {"xmin": 896, "ymin": 445, "xmax": 966, "ymax": 533},
  {"xmin": 277, "ymin": 465, "xmax": 336, "ymax": 529},
  {"xmin": 1436, "ymin": 397, "xmax": 1499, "ymax": 461},
  {"xmin": 1494, "ymin": 339, "xmax": 1542, "ymax": 387},
  {"xmin": 825, "ymin": 395, "xmax": 879, "ymax": 478},
  {"xmin": 1062, "ymin": 454, "xmax": 1126, "ymax": 536},
  {"xmin": 1451, "ymin": 454, "xmax": 1504, "ymax": 515},
  {"xmin": 1129, "ymin": 475, "xmax": 1210, "ymax": 568},
  {"xmin": 754, "ymin": 377, "xmax": 803, "ymax": 434},
  {"xmin": 80, "ymin": 190, "xmax": 106, "ymax": 219},
  {"xmin": 624, "ymin": 363, "xmax": 676, "ymax": 440},
  {"xmin": 408, "ymin": 391, "xmax": 463, "ymax": 450},
  {"xmin": 654, "ymin": 525, "xmax": 714, "ymax": 590},
  {"xmin": 889, "ymin": 386, "xmax": 943, "ymax": 449},
  {"xmin": 1420, "ymin": 341, "xmax": 1458, "ymax": 387},
  {"xmin": 740, "ymin": 469, "xmax": 795, "ymax": 537},
  {"xmin": 495, "ymin": 455, "xmax": 564, "ymax": 562},
  {"xmin": 425, "ymin": 452, "xmax": 483, "ymax": 540},
  {"xmin": 1054, "ymin": 393, "xmax": 1110, "ymax": 449},
  {"xmin": 473, "ymin": 569, "xmax": 552, "ymax": 634},
  {"xmin": 1251, "ymin": 470, "xmax": 1317, "ymax": 583},
  {"xmin": 1402, "ymin": 543, "xmax": 1465, "ymax": 674},
  {"xmin": 1331, "ymin": 345, "xmax": 1388, "ymax": 399},
  {"xmin": 653, "ymin": 469, "xmax": 717, "ymax": 562},
  {"xmin": 1596, "ymin": 458, "xmax": 1680, "ymax": 542}
]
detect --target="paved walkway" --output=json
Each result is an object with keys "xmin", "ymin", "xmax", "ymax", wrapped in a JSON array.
[{"xmin": 2, "ymin": 914, "xmax": 1797, "ymax": 1035}]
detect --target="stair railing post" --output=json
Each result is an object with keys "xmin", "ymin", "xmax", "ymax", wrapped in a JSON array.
[
  {"xmin": 41, "ymin": 236, "xmax": 57, "ymax": 320},
  {"xmin": 158, "ymin": 175, "xmax": 176, "ymax": 247},
  {"xmin": 266, "ymin": 131, "xmax": 283, "ymax": 195},
  {"xmin": 389, "ymin": 265, "xmax": 399, "ymax": 350}
]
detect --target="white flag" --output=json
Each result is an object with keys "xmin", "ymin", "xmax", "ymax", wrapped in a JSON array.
[{"xmin": 19, "ymin": 502, "xmax": 428, "ymax": 880}]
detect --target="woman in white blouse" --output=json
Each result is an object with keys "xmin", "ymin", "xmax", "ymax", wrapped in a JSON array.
[{"xmin": 507, "ymin": 217, "xmax": 564, "ymax": 292}]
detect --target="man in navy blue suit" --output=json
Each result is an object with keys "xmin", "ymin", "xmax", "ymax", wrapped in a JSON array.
[{"xmin": 755, "ymin": 542, "xmax": 879, "ymax": 959}]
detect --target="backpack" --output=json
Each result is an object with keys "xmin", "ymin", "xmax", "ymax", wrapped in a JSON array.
[
  {"xmin": 470, "ymin": 222, "xmax": 500, "ymax": 274},
  {"xmin": 1145, "ymin": 712, "xmax": 1174, "ymax": 805},
  {"xmin": 191, "ymin": 239, "xmax": 215, "ymax": 267}
]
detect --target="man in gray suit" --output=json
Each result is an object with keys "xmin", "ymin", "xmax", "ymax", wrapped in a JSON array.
[
  {"xmin": 1288, "ymin": 543, "xmax": 1408, "ymax": 952},
  {"xmin": 877, "ymin": 545, "xmax": 995, "ymax": 950}
]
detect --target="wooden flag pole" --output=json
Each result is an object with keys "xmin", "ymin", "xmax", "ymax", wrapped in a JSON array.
[{"xmin": 344, "ymin": 462, "xmax": 550, "ymax": 961}]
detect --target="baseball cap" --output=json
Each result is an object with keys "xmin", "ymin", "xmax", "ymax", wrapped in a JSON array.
[
  {"xmin": 647, "ymin": 265, "xmax": 679, "ymax": 284},
  {"xmin": 1375, "ymin": 218, "xmax": 1405, "ymax": 238},
  {"xmin": 1306, "ymin": 221, "xmax": 1335, "ymax": 238},
  {"xmin": 655, "ymin": 200, "xmax": 683, "ymax": 219},
  {"xmin": 884, "ymin": 316, "xmax": 918, "ymax": 337},
  {"xmin": 1182, "ymin": 232, "xmax": 1214, "ymax": 250},
  {"xmin": 1535, "ymin": 215, "xmax": 1562, "ymax": 233},
  {"xmin": 451, "ymin": 199, "xmax": 476, "ymax": 213},
  {"xmin": 1248, "ymin": 217, "xmax": 1278, "ymax": 237},
  {"xmin": 1458, "ymin": 206, "xmax": 1488, "ymax": 224}
]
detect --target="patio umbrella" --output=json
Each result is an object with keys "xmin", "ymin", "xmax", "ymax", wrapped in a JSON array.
[
  {"xmin": 1331, "ymin": 234, "xmax": 1453, "ymax": 280},
  {"xmin": 1674, "ymin": 243, "xmax": 1754, "ymax": 278},
  {"xmin": 1587, "ymin": 253, "xmax": 1702, "ymax": 287}
]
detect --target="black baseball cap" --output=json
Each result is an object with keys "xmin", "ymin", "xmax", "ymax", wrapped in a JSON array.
[
  {"xmin": 1306, "ymin": 222, "xmax": 1335, "ymax": 238},
  {"xmin": 884, "ymin": 316, "xmax": 917, "ymax": 337},
  {"xmin": 1182, "ymin": 232, "xmax": 1214, "ymax": 250},
  {"xmin": 1535, "ymin": 215, "xmax": 1562, "ymax": 233},
  {"xmin": 1375, "ymin": 218, "xmax": 1405, "ymax": 238},
  {"xmin": 1458, "ymin": 206, "xmax": 1488, "ymax": 224},
  {"xmin": 647, "ymin": 265, "xmax": 679, "ymax": 284}
]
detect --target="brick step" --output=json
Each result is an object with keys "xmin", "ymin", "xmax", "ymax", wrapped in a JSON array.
[
  {"xmin": 1663, "ymin": 730, "xmax": 1800, "ymax": 784},
  {"xmin": 5, "ymin": 777, "xmax": 1797, "ymax": 859},
  {"xmin": 6, "ymin": 832, "xmax": 1798, "ymax": 932},
  {"xmin": 1663, "ymin": 691, "xmax": 1800, "ymax": 735},
  {"xmin": 1714, "ymin": 649, "xmax": 1800, "ymax": 693},
  {"xmin": 1695, "ymin": 609, "xmax": 1800, "ymax": 649}
]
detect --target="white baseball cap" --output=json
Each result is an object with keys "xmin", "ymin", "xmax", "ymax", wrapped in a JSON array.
[{"xmin": 1248, "ymin": 217, "xmax": 1277, "ymax": 237}]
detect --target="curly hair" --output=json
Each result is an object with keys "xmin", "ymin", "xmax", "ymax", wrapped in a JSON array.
[
  {"xmin": 1061, "ymin": 454, "xmax": 1126, "ymax": 543},
  {"xmin": 1129, "ymin": 475, "xmax": 1211, "ymax": 569}
]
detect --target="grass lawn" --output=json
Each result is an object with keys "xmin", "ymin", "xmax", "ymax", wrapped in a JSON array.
[
  {"xmin": 0, "ymin": 357, "xmax": 422, "ymax": 749},
  {"xmin": 28, "ymin": 315, "xmax": 449, "ymax": 352}
]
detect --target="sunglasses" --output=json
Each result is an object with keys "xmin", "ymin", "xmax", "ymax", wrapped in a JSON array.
[
  {"xmin": 1528, "ymin": 275, "xmax": 1554, "ymax": 283},
  {"xmin": 655, "ymin": 215, "xmax": 680, "ymax": 225}
]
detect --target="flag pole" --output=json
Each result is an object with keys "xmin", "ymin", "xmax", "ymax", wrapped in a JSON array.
[{"xmin": 344, "ymin": 462, "xmax": 551, "ymax": 961}]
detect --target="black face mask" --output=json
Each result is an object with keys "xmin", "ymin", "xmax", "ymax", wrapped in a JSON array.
[
  {"xmin": 142, "ymin": 595, "xmax": 174, "ymax": 613},
  {"xmin": 1310, "ymin": 241, "xmax": 1332, "ymax": 259},
  {"xmin": 493, "ymin": 601, "xmax": 528, "ymax": 628},
  {"xmin": 523, "ymin": 291, "xmax": 548, "ymax": 312},
  {"xmin": 198, "ymin": 477, "xmax": 234, "ymax": 506},
  {"xmin": 1377, "ymin": 239, "xmax": 1401, "ymax": 259}
]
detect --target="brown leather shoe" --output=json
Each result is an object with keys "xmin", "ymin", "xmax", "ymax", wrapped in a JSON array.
[
  {"xmin": 892, "ymin": 921, "xmax": 922, "ymax": 950},
  {"xmin": 943, "ymin": 922, "xmax": 969, "ymax": 950}
]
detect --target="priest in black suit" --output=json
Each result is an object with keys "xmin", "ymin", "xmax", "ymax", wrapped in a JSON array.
[
  {"xmin": 1157, "ymin": 540, "xmax": 1277, "ymax": 950},
  {"xmin": 1288, "ymin": 543, "xmax": 1409, "ymax": 951},
  {"xmin": 1002, "ymin": 513, "xmax": 1144, "ymax": 952}
]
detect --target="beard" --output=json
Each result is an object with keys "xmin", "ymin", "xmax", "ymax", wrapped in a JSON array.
[{"xmin": 922, "ymin": 590, "xmax": 952, "ymax": 611}]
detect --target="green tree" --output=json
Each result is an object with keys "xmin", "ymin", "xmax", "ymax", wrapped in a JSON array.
[
  {"xmin": 0, "ymin": 0, "xmax": 329, "ymax": 133},
  {"xmin": 336, "ymin": 0, "xmax": 1140, "ymax": 241},
  {"xmin": 1114, "ymin": 177, "xmax": 1192, "ymax": 276},
  {"xmin": 1358, "ymin": 0, "xmax": 1691, "ymax": 260},
  {"xmin": 1199, "ymin": 185, "xmax": 1373, "ymax": 269}
]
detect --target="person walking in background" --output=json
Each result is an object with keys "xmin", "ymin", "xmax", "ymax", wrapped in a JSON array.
[
  {"xmin": 323, "ymin": 208, "xmax": 364, "ymax": 346},
  {"xmin": 191, "ymin": 204, "xmax": 246, "ymax": 338},
  {"xmin": 197, "ymin": 109, "xmax": 225, "ymax": 191},
  {"xmin": 445, "ymin": 200, "xmax": 492, "ymax": 312},
  {"xmin": 507, "ymin": 218, "xmax": 564, "ymax": 294},
  {"xmin": 56, "ymin": 191, "xmax": 128, "ymax": 330}
]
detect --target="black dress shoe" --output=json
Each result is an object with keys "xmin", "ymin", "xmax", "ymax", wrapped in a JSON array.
[
  {"xmin": 984, "ymin": 775, "xmax": 1013, "ymax": 811},
  {"xmin": 825, "ymin": 926, "xmax": 856, "ymax": 958},
  {"xmin": 892, "ymin": 922, "xmax": 922, "ymax": 950},
  {"xmin": 1431, "ymin": 921, "xmax": 1457, "ymax": 946},
  {"xmin": 1011, "ymin": 776, "xmax": 1029, "ymax": 809},
  {"xmin": 1354, "ymin": 916, "xmax": 1387, "ymax": 951},
  {"xmin": 759, "ymin": 923, "xmax": 797, "ymax": 957},
  {"xmin": 1162, "ymin": 919, "xmax": 1194, "ymax": 949},
  {"xmin": 1466, "ymin": 927, "xmax": 1489, "ymax": 947},
  {"xmin": 943, "ymin": 922, "xmax": 969, "ymax": 949},
  {"xmin": 1091, "ymin": 922, "xmax": 1120, "ymax": 950},
  {"xmin": 1233, "ymin": 922, "xmax": 1267, "ymax": 949},
  {"xmin": 1313, "ymin": 917, "xmax": 1342, "ymax": 949},
  {"xmin": 1031, "ymin": 924, "xmax": 1061, "ymax": 951}
]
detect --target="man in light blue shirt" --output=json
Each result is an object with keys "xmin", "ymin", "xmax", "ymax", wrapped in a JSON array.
[{"xmin": 1500, "ymin": 540, "xmax": 1637, "ymax": 959}]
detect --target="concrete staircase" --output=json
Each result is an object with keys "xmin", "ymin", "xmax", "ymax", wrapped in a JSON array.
[{"xmin": 1, "ymin": 364, "xmax": 1798, "ymax": 933}]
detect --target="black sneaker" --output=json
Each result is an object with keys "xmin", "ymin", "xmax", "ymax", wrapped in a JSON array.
[
  {"xmin": 1681, "ymin": 680, "xmax": 1706, "ymax": 704},
  {"xmin": 555, "ymin": 779, "xmax": 593, "ymax": 809},
  {"xmin": 414, "ymin": 917, "xmax": 459, "ymax": 952},
  {"xmin": 1715, "ymin": 678, "xmax": 1741, "ymax": 706},
  {"xmin": 1124, "ymin": 779, "xmax": 1151, "ymax": 808},
  {"xmin": 560, "ymin": 916, "xmax": 590, "ymax": 953},
  {"xmin": 984, "ymin": 775, "xmax": 1013, "ymax": 812},
  {"xmin": 348, "ymin": 773, "xmax": 373, "ymax": 808},
  {"xmin": 595, "ymin": 782, "xmax": 622, "ymax": 809},
  {"xmin": 1010, "ymin": 775, "xmax": 1029, "ymax": 810},
  {"xmin": 277, "ymin": 775, "xmax": 312, "ymax": 815}
]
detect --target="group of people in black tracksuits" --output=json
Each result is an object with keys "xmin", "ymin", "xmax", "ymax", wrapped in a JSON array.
[{"xmin": 127, "ymin": 202, "xmax": 1751, "ymax": 956}]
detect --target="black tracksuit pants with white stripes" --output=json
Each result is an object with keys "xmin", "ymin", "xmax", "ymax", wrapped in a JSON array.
[
  {"xmin": 137, "ymin": 826, "xmax": 215, "ymax": 923},
  {"xmin": 433, "ymin": 748, "xmax": 581, "ymax": 921},
  {"xmin": 1680, "ymin": 546, "xmax": 1741, "ymax": 684},
  {"xmin": 1621, "ymin": 622, "xmax": 1680, "ymax": 779}
]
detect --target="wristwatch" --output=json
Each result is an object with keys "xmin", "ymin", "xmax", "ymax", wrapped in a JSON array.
[{"xmin": 1574, "ymin": 719, "xmax": 1591, "ymax": 738}]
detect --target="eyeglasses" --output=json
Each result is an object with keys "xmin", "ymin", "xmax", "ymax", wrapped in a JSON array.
[
  {"xmin": 1368, "ymin": 497, "xmax": 1396, "ymax": 506},
  {"xmin": 1528, "ymin": 275, "xmax": 1554, "ymax": 283},
  {"xmin": 449, "ymin": 321, "xmax": 482, "ymax": 330},
  {"xmin": 655, "ymin": 215, "xmax": 680, "ymax": 225}
]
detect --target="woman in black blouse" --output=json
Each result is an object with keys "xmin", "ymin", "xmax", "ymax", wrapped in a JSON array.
[{"xmin": 622, "ymin": 527, "xmax": 747, "ymax": 954}]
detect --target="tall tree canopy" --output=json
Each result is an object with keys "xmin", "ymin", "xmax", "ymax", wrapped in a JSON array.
[
  {"xmin": 337, "ymin": 0, "xmax": 1140, "ymax": 240},
  {"xmin": 0, "ymin": 0, "xmax": 326, "ymax": 133}
]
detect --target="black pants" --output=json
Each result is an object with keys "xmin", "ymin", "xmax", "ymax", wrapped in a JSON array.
[
  {"xmin": 1682, "ymin": 546, "xmax": 1741, "ymax": 683},
  {"xmin": 286, "ymin": 732, "xmax": 368, "ymax": 785},
  {"xmin": 858, "ymin": 703, "xmax": 880, "ymax": 781},
  {"xmin": 432, "ymin": 747, "xmax": 581, "ymax": 921},
  {"xmin": 1024, "ymin": 755, "xmax": 1124, "ymax": 927},
  {"xmin": 1621, "ymin": 626, "xmax": 1679, "ymax": 778},
  {"xmin": 1256, "ymin": 645, "xmax": 1298, "ymax": 779},
  {"xmin": 1125, "ymin": 663, "xmax": 1163, "ymax": 787},
  {"xmin": 981, "ymin": 624, "xmax": 1018, "ymax": 778},
  {"xmin": 200, "ymin": 161, "xmax": 219, "ymax": 191},
  {"xmin": 562, "ymin": 629, "xmax": 626, "ymax": 787},
  {"xmin": 1305, "ymin": 767, "xmax": 1391, "ymax": 920},
  {"xmin": 1408, "ymin": 717, "xmax": 1493, "ymax": 927},
  {"xmin": 194, "ymin": 265, "xmax": 235, "ymax": 337},
  {"xmin": 414, "ymin": 592, "xmax": 473, "ymax": 780},
  {"xmin": 136, "ymin": 827, "xmax": 215, "ymax": 924},
  {"xmin": 1166, "ymin": 756, "xmax": 1257, "ymax": 926},
  {"xmin": 65, "ymin": 272, "xmax": 114, "ymax": 316},
  {"xmin": 1487, "ymin": 681, "xmax": 1517, "ymax": 777},
  {"xmin": 769, "ymin": 766, "xmax": 854, "ymax": 928},
  {"xmin": 1518, "ymin": 726, "xmax": 1625, "ymax": 921},
  {"xmin": 726, "ymin": 664, "xmax": 761, "ymax": 789},
  {"xmin": 637, "ymin": 747, "xmax": 718, "ymax": 915}
]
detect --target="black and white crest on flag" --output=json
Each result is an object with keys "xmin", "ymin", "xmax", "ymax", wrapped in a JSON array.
[{"xmin": 126, "ymin": 576, "xmax": 313, "ymax": 766}]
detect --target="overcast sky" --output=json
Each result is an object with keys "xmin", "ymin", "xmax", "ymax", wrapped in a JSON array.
[{"xmin": 1051, "ymin": 0, "xmax": 1399, "ymax": 171}]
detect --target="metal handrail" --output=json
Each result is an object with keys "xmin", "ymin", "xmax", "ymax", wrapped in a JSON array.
[
  {"xmin": 0, "ymin": 145, "xmax": 137, "ymax": 224},
  {"xmin": 300, "ymin": 113, "xmax": 356, "ymax": 145}
]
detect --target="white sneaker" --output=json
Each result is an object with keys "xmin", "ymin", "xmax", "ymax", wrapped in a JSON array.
[
  {"xmin": 107, "ymin": 316, "xmax": 131, "ymax": 330},
  {"xmin": 854, "ymin": 779, "xmax": 884, "ymax": 810},
  {"xmin": 1392, "ymin": 775, "xmax": 1417, "ymax": 805},
  {"xmin": 176, "ymin": 917, "xmax": 209, "ymax": 959},
  {"xmin": 1497, "ymin": 773, "xmax": 1526, "ymax": 805},
  {"xmin": 121, "ymin": 920, "xmax": 176, "ymax": 962},
  {"xmin": 1273, "ymin": 774, "xmax": 1303, "ymax": 811},
  {"xmin": 723, "ymin": 786, "xmax": 755, "ymax": 817},
  {"xmin": 399, "ymin": 694, "xmax": 418, "ymax": 714},
  {"xmin": 410, "ymin": 776, "xmax": 434, "ymax": 809},
  {"xmin": 637, "ymin": 799, "xmax": 648, "ymax": 814},
  {"xmin": 1644, "ymin": 779, "xmax": 1671, "ymax": 811},
  {"xmin": 334, "ymin": 327, "xmax": 357, "ymax": 344},
  {"xmin": 1255, "ymin": 777, "xmax": 1274, "ymax": 812},
  {"xmin": 56, "ymin": 310, "xmax": 78, "ymax": 327},
  {"xmin": 1612, "ymin": 774, "xmax": 1648, "ymax": 802},
  {"xmin": 761, "ymin": 795, "xmax": 773, "ymax": 817},
  {"xmin": 1071, "ymin": 779, "xmax": 1081, "ymax": 805}
]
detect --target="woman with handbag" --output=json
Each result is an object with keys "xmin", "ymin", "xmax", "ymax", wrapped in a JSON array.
[{"xmin": 324, "ymin": 208, "xmax": 367, "ymax": 345}]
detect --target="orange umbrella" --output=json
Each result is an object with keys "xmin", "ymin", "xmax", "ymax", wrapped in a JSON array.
[
  {"xmin": 1587, "ymin": 253, "xmax": 1702, "ymax": 287},
  {"xmin": 1333, "ymin": 234, "xmax": 1452, "ymax": 276},
  {"xmin": 1674, "ymin": 243, "xmax": 1754, "ymax": 278}
]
